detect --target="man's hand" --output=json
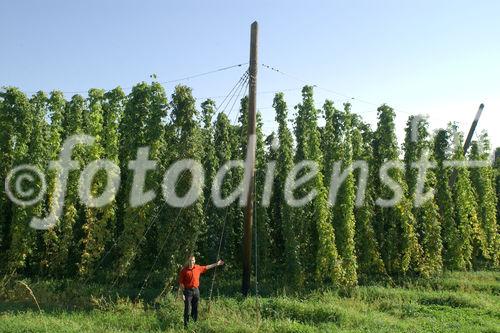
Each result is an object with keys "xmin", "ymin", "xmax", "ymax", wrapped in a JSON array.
[
  {"xmin": 177, "ymin": 284, "xmax": 184, "ymax": 301},
  {"xmin": 217, "ymin": 259, "xmax": 224, "ymax": 266}
]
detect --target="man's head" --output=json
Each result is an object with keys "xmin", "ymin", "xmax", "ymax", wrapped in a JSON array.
[{"xmin": 187, "ymin": 255, "xmax": 196, "ymax": 268}]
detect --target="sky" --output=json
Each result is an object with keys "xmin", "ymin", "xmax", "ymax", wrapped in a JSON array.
[{"xmin": 1, "ymin": 0, "xmax": 499, "ymax": 148}]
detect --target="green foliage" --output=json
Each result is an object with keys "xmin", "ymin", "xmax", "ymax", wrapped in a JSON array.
[
  {"xmin": 210, "ymin": 112, "xmax": 234, "ymax": 265},
  {"xmin": 0, "ymin": 89, "xmax": 21, "ymax": 272},
  {"xmin": 41, "ymin": 91, "xmax": 66, "ymax": 276},
  {"xmin": 469, "ymin": 134, "xmax": 498, "ymax": 267},
  {"xmin": 77, "ymin": 89, "xmax": 106, "ymax": 277},
  {"xmin": 351, "ymin": 115, "xmax": 386, "ymax": 280},
  {"xmin": 327, "ymin": 103, "xmax": 358, "ymax": 286},
  {"xmin": 100, "ymin": 87, "xmax": 125, "ymax": 262},
  {"xmin": 450, "ymin": 128, "xmax": 483, "ymax": 270},
  {"xmin": 433, "ymin": 129, "xmax": 461, "ymax": 270},
  {"xmin": 403, "ymin": 116, "xmax": 442, "ymax": 277},
  {"xmin": 372, "ymin": 105, "xmax": 422, "ymax": 276},
  {"xmin": 293, "ymin": 86, "xmax": 342, "ymax": 286},
  {"xmin": 0, "ymin": 82, "xmax": 499, "ymax": 294},
  {"xmin": 495, "ymin": 148, "xmax": 500, "ymax": 216},
  {"xmin": 272, "ymin": 93, "xmax": 300, "ymax": 286},
  {"xmin": 196, "ymin": 99, "xmax": 218, "ymax": 263},
  {"xmin": 116, "ymin": 82, "xmax": 168, "ymax": 278},
  {"xmin": 5, "ymin": 90, "xmax": 48, "ymax": 273},
  {"xmin": 77, "ymin": 88, "xmax": 124, "ymax": 277},
  {"xmin": 254, "ymin": 111, "xmax": 272, "ymax": 276},
  {"xmin": 160, "ymin": 85, "xmax": 204, "ymax": 285},
  {"xmin": 495, "ymin": 147, "xmax": 500, "ymax": 266},
  {"xmin": 57, "ymin": 94, "xmax": 86, "ymax": 276},
  {"xmin": 0, "ymin": 98, "xmax": 6, "ymax": 246},
  {"xmin": 321, "ymin": 100, "xmax": 343, "ymax": 187}
]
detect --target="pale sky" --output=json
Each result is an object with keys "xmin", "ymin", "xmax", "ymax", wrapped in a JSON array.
[{"xmin": 1, "ymin": 1, "xmax": 499, "ymax": 148}]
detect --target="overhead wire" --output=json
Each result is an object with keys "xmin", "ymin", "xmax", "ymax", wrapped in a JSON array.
[
  {"xmin": 11, "ymin": 61, "xmax": 461, "ymax": 126},
  {"xmin": 261, "ymin": 63, "xmax": 414, "ymax": 113},
  {"xmin": 260, "ymin": 63, "xmax": 467, "ymax": 125},
  {"xmin": 195, "ymin": 87, "xmax": 301, "ymax": 102},
  {"xmin": 159, "ymin": 63, "xmax": 247, "ymax": 85},
  {"xmin": 225, "ymin": 72, "xmax": 250, "ymax": 121},
  {"xmin": 217, "ymin": 71, "xmax": 249, "ymax": 117},
  {"xmin": 16, "ymin": 63, "xmax": 247, "ymax": 95}
]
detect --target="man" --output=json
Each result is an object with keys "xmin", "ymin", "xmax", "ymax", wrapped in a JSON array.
[{"xmin": 178, "ymin": 255, "xmax": 224, "ymax": 327}]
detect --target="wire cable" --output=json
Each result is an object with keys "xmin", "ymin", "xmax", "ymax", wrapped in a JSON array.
[
  {"xmin": 261, "ymin": 63, "xmax": 415, "ymax": 115},
  {"xmin": 17, "ymin": 63, "xmax": 247, "ymax": 95},
  {"xmin": 217, "ymin": 71, "xmax": 249, "ymax": 116},
  {"xmin": 160, "ymin": 63, "xmax": 247, "ymax": 85},
  {"xmin": 225, "ymin": 73, "xmax": 250, "ymax": 121}
]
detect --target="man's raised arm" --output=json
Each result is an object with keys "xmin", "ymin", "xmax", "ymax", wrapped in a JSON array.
[{"xmin": 206, "ymin": 260, "xmax": 224, "ymax": 270}]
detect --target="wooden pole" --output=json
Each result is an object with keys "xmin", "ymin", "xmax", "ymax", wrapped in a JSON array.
[
  {"xmin": 242, "ymin": 21, "xmax": 258, "ymax": 296},
  {"xmin": 462, "ymin": 103, "xmax": 484, "ymax": 156},
  {"xmin": 449, "ymin": 103, "xmax": 484, "ymax": 186}
]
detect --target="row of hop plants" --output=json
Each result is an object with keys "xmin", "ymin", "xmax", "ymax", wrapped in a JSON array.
[{"xmin": 0, "ymin": 83, "xmax": 498, "ymax": 293}]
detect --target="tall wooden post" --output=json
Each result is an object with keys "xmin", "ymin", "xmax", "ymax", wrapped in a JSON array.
[
  {"xmin": 242, "ymin": 21, "xmax": 258, "ymax": 296},
  {"xmin": 462, "ymin": 103, "xmax": 484, "ymax": 156},
  {"xmin": 449, "ymin": 103, "xmax": 484, "ymax": 186}
]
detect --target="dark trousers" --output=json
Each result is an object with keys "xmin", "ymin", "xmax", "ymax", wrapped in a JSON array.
[{"xmin": 183, "ymin": 288, "xmax": 200, "ymax": 327}]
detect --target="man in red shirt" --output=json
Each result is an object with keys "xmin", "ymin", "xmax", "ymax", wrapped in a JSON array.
[{"xmin": 178, "ymin": 255, "xmax": 224, "ymax": 327}]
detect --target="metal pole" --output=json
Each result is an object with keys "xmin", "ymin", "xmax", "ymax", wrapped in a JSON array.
[{"xmin": 242, "ymin": 21, "xmax": 258, "ymax": 296}]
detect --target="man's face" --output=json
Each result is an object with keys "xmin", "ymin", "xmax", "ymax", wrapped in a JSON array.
[{"xmin": 188, "ymin": 256, "xmax": 196, "ymax": 268}]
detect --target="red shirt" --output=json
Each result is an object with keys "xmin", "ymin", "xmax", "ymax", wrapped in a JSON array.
[{"xmin": 178, "ymin": 265, "xmax": 207, "ymax": 289}]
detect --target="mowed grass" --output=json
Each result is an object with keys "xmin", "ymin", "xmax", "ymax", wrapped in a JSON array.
[{"xmin": 0, "ymin": 271, "xmax": 499, "ymax": 332}]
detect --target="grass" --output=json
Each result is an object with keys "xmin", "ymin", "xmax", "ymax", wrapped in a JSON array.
[{"xmin": 0, "ymin": 271, "xmax": 499, "ymax": 332}]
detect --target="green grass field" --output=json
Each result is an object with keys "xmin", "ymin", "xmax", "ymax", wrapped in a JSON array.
[{"xmin": 1, "ymin": 271, "xmax": 499, "ymax": 332}]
